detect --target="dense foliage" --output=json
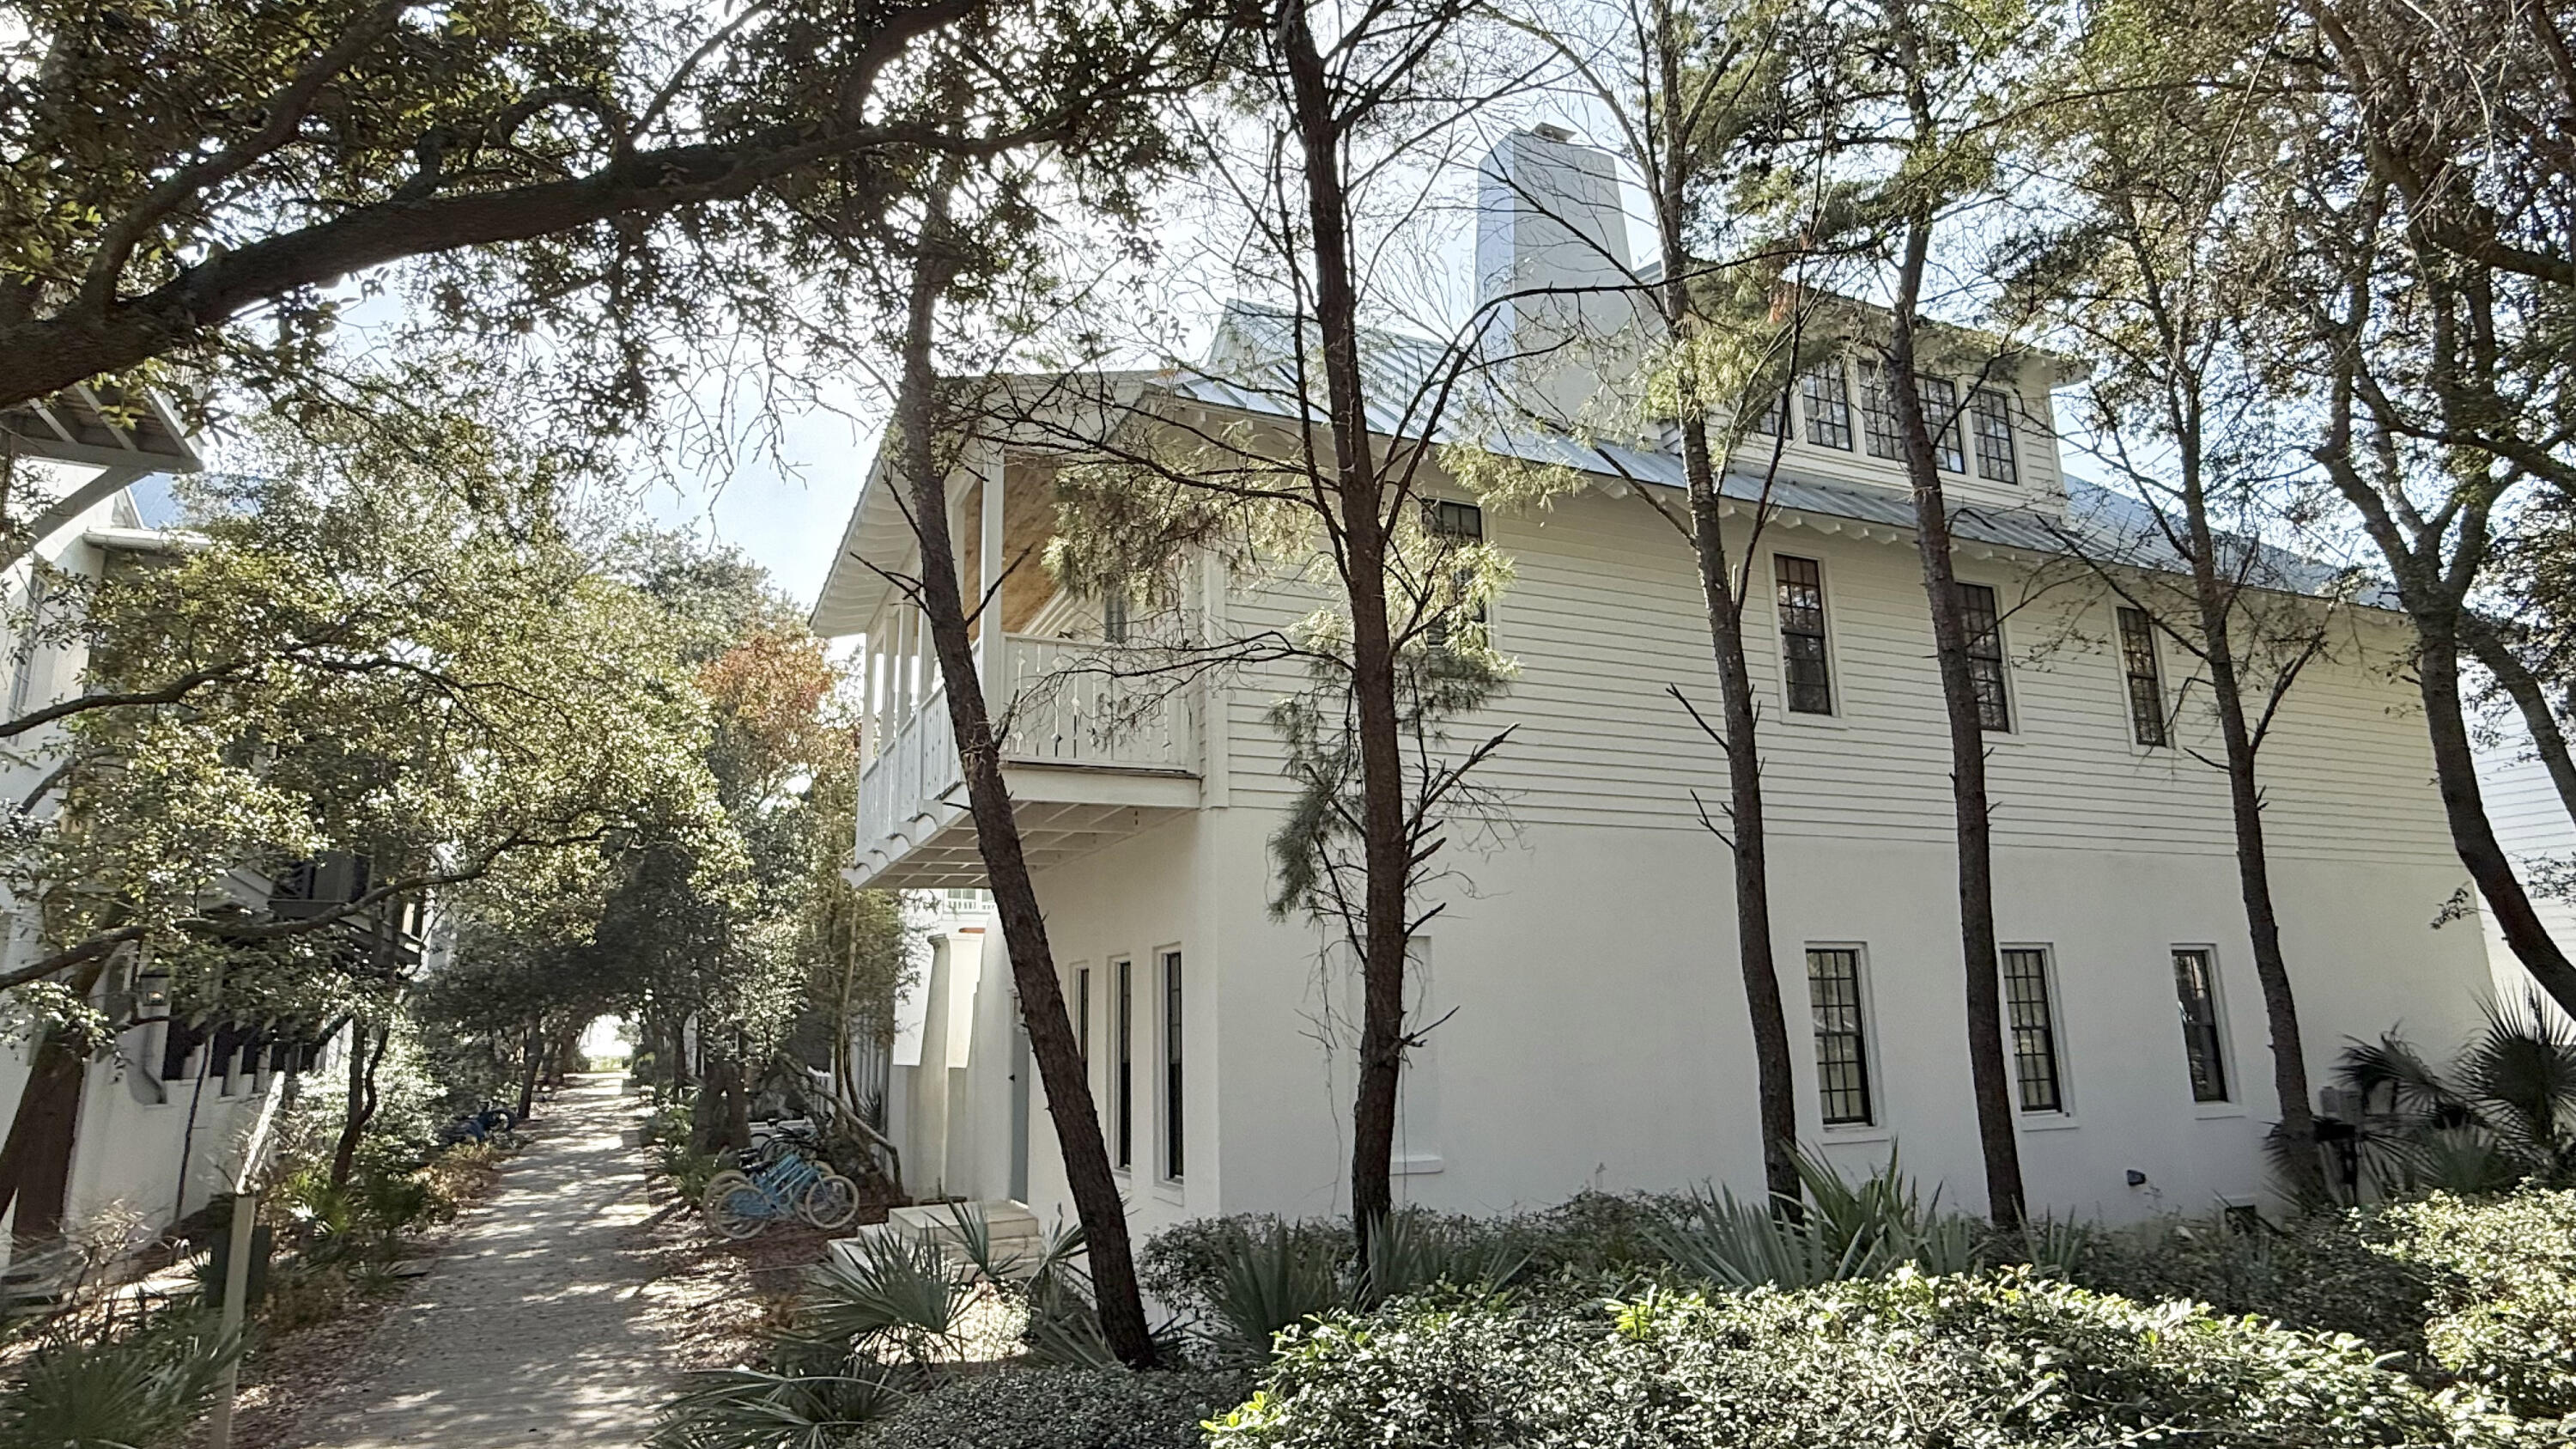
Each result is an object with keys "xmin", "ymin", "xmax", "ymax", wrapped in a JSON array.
[
  {"xmin": 1206, "ymin": 1269, "xmax": 2541, "ymax": 1449},
  {"xmin": 866, "ymin": 1368, "xmax": 1251, "ymax": 1449}
]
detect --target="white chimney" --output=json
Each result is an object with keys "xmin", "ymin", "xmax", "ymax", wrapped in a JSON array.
[{"xmin": 1475, "ymin": 126, "xmax": 1646, "ymax": 428}]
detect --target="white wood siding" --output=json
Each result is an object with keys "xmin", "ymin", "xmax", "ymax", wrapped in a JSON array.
[{"xmin": 1217, "ymin": 481, "xmax": 2451, "ymax": 868}]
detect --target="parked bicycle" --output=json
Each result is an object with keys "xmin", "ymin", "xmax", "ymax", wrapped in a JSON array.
[{"xmin": 702, "ymin": 1148, "xmax": 860, "ymax": 1238}]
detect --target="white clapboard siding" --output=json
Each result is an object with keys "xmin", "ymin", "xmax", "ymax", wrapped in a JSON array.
[{"xmin": 1215, "ymin": 482, "xmax": 2452, "ymax": 868}]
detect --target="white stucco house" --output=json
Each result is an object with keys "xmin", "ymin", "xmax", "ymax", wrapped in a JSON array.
[{"xmin": 811, "ymin": 129, "xmax": 2499, "ymax": 1239}]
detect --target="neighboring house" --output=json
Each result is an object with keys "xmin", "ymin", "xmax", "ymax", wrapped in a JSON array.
[
  {"xmin": 809, "ymin": 129, "xmax": 2497, "ymax": 1238},
  {"xmin": 2476, "ymin": 739, "xmax": 2576, "ymax": 1020},
  {"xmin": 0, "ymin": 405, "xmax": 396, "ymax": 1251}
]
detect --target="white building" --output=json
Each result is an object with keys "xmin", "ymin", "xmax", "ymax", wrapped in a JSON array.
[
  {"xmin": 0, "ymin": 399, "xmax": 372, "ymax": 1257},
  {"xmin": 810, "ymin": 131, "xmax": 2498, "ymax": 1237}
]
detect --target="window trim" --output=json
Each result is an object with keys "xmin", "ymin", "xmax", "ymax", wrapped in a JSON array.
[
  {"xmin": 1956, "ymin": 579, "xmax": 2014, "ymax": 734},
  {"xmin": 1805, "ymin": 943, "xmax": 1879, "ymax": 1130},
  {"xmin": 2116, "ymin": 606, "xmax": 2169, "ymax": 748},
  {"xmin": 1971, "ymin": 389, "xmax": 2020, "ymax": 484},
  {"xmin": 2170, "ymin": 944, "xmax": 2234, "ymax": 1106},
  {"xmin": 1771, "ymin": 552, "xmax": 1837, "ymax": 717},
  {"xmin": 1801, "ymin": 364, "xmax": 1855, "ymax": 451},
  {"xmin": 1112, "ymin": 956, "xmax": 1134, "ymax": 1172},
  {"xmin": 1158, "ymin": 946, "xmax": 1184, "ymax": 1184},
  {"xmin": 2000, "ymin": 944, "xmax": 2069, "ymax": 1117}
]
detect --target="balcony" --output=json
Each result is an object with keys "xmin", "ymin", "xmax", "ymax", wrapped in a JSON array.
[{"xmin": 852, "ymin": 634, "xmax": 1201, "ymax": 888}]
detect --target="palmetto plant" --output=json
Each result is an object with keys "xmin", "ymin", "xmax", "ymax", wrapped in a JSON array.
[
  {"xmin": 2335, "ymin": 995, "xmax": 2576, "ymax": 1196},
  {"xmin": 0, "ymin": 1308, "xmax": 234, "ymax": 1449}
]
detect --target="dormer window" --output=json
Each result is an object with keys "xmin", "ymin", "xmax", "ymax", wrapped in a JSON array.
[
  {"xmin": 1858, "ymin": 363, "xmax": 1902, "ymax": 460},
  {"xmin": 1972, "ymin": 391, "xmax": 2019, "ymax": 484},
  {"xmin": 1917, "ymin": 377, "xmax": 1967, "ymax": 473},
  {"xmin": 1801, "ymin": 367, "xmax": 1854, "ymax": 451}
]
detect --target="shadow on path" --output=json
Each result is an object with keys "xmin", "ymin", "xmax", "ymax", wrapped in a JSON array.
[{"xmin": 291, "ymin": 1073, "xmax": 673, "ymax": 1448}]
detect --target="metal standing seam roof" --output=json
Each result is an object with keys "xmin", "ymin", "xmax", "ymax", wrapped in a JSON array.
[{"xmin": 809, "ymin": 305, "xmax": 2378, "ymax": 633}]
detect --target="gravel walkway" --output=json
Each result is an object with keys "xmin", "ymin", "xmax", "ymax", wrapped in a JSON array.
[{"xmin": 290, "ymin": 1074, "xmax": 682, "ymax": 1448}]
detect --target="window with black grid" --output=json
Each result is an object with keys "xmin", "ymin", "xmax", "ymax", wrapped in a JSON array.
[
  {"xmin": 1807, "ymin": 947, "xmax": 1874, "ymax": 1126},
  {"xmin": 1774, "ymin": 555, "xmax": 1833, "ymax": 715},
  {"xmin": 2172, "ymin": 948, "xmax": 2230, "ymax": 1103},
  {"xmin": 1959, "ymin": 582, "xmax": 2011, "ymax": 731},
  {"xmin": 1424, "ymin": 500, "xmax": 1486, "ymax": 650},
  {"xmin": 1115, "ymin": 959, "xmax": 1133, "ymax": 1168},
  {"xmin": 1747, "ymin": 389, "xmax": 1787, "ymax": 440},
  {"xmin": 1801, "ymin": 367, "xmax": 1854, "ymax": 450},
  {"xmin": 1971, "ymin": 391, "xmax": 2018, "ymax": 483},
  {"xmin": 1163, "ymin": 950, "xmax": 1184, "ymax": 1180},
  {"xmin": 1858, "ymin": 363, "xmax": 1901, "ymax": 460},
  {"xmin": 2002, "ymin": 947, "xmax": 2064, "ymax": 1112},
  {"xmin": 1917, "ymin": 376, "xmax": 1967, "ymax": 472},
  {"xmin": 2117, "ymin": 607, "xmax": 2166, "ymax": 746}
]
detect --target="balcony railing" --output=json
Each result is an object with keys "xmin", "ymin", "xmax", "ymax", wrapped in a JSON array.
[{"xmin": 857, "ymin": 634, "xmax": 1197, "ymax": 855}]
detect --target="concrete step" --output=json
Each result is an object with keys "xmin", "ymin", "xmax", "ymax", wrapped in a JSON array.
[{"xmin": 830, "ymin": 1199, "xmax": 1048, "ymax": 1280}]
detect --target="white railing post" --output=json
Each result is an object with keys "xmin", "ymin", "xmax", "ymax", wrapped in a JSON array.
[{"xmin": 973, "ymin": 439, "xmax": 1007, "ymax": 715}]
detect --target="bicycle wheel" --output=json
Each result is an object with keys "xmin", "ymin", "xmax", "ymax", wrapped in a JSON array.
[
  {"xmin": 798, "ymin": 1172, "xmax": 860, "ymax": 1230},
  {"xmin": 702, "ymin": 1171, "xmax": 771, "ymax": 1239}
]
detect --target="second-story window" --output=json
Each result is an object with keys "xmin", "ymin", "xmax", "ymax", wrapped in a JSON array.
[
  {"xmin": 1858, "ymin": 363, "xmax": 1902, "ymax": 460},
  {"xmin": 1801, "ymin": 366, "xmax": 1854, "ymax": 450},
  {"xmin": 1103, "ymin": 590, "xmax": 1130, "ymax": 644},
  {"xmin": 2171, "ymin": 947, "xmax": 2231, "ymax": 1103},
  {"xmin": 1959, "ymin": 582, "xmax": 2011, "ymax": 732},
  {"xmin": 1775, "ymin": 556, "xmax": 1833, "ymax": 715},
  {"xmin": 1917, "ymin": 377, "xmax": 1968, "ymax": 472},
  {"xmin": 1424, "ymin": 500, "xmax": 1487, "ymax": 651},
  {"xmin": 2117, "ymin": 606, "xmax": 2167, "ymax": 746},
  {"xmin": 1971, "ymin": 391, "xmax": 2019, "ymax": 484}
]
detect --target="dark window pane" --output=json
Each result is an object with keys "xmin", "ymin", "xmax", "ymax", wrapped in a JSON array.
[
  {"xmin": 1859, "ymin": 364, "xmax": 1902, "ymax": 460},
  {"xmin": 1116, "ymin": 960, "xmax": 1133, "ymax": 1168},
  {"xmin": 2002, "ymin": 948, "xmax": 2063, "ymax": 1112},
  {"xmin": 1959, "ymin": 582, "xmax": 2011, "ymax": 732},
  {"xmin": 1775, "ymin": 556, "xmax": 1833, "ymax": 715},
  {"xmin": 1917, "ymin": 377, "xmax": 1967, "ymax": 472},
  {"xmin": 1103, "ymin": 592, "xmax": 1129, "ymax": 644},
  {"xmin": 2118, "ymin": 607, "xmax": 2166, "ymax": 746},
  {"xmin": 2172, "ymin": 948, "xmax": 2230, "ymax": 1103},
  {"xmin": 1424, "ymin": 501, "xmax": 1487, "ymax": 651},
  {"xmin": 1972, "ymin": 391, "xmax": 2019, "ymax": 484},
  {"xmin": 1807, "ymin": 948, "xmax": 1874, "ymax": 1126},
  {"xmin": 1077, "ymin": 968, "xmax": 1091, "ymax": 1072},
  {"xmin": 1802, "ymin": 368, "xmax": 1855, "ymax": 450},
  {"xmin": 1163, "ymin": 951, "xmax": 1184, "ymax": 1180}
]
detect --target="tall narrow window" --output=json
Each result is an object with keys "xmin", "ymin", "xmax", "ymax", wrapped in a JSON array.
[
  {"xmin": 1162, "ymin": 949, "xmax": 1184, "ymax": 1180},
  {"xmin": 2117, "ymin": 607, "xmax": 2166, "ymax": 746},
  {"xmin": 2172, "ymin": 948, "xmax": 2230, "ymax": 1102},
  {"xmin": 1971, "ymin": 391, "xmax": 2019, "ymax": 484},
  {"xmin": 1858, "ymin": 362, "xmax": 1902, "ymax": 460},
  {"xmin": 2002, "ymin": 947, "xmax": 2064, "ymax": 1112},
  {"xmin": 1958, "ymin": 582, "xmax": 2011, "ymax": 732},
  {"xmin": 1424, "ymin": 500, "xmax": 1487, "ymax": 650},
  {"xmin": 1115, "ymin": 959, "xmax": 1133, "ymax": 1169},
  {"xmin": 1076, "ymin": 967, "xmax": 1092, "ymax": 1071},
  {"xmin": 1801, "ymin": 366, "xmax": 1854, "ymax": 450},
  {"xmin": 1103, "ymin": 591, "xmax": 1130, "ymax": 644},
  {"xmin": 1807, "ymin": 947, "xmax": 1874, "ymax": 1126},
  {"xmin": 1917, "ymin": 376, "xmax": 1967, "ymax": 472},
  {"xmin": 1775, "ymin": 556, "xmax": 1833, "ymax": 715}
]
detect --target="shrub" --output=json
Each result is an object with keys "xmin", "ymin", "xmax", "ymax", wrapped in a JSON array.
[
  {"xmin": 2378, "ymin": 1189, "xmax": 2576, "ymax": 1418},
  {"xmin": 1206, "ymin": 1269, "xmax": 2537, "ymax": 1449},
  {"xmin": 2070, "ymin": 1207, "xmax": 2446, "ymax": 1357},
  {"xmin": 867, "ymin": 1368, "xmax": 1252, "ymax": 1449},
  {"xmin": 0, "ymin": 1308, "xmax": 234, "ymax": 1449}
]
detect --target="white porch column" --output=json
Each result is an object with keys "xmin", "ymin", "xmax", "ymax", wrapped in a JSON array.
[{"xmin": 974, "ymin": 440, "xmax": 1007, "ymax": 720}]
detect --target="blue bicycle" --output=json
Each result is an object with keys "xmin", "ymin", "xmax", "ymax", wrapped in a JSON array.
[{"xmin": 702, "ymin": 1149, "xmax": 860, "ymax": 1238}]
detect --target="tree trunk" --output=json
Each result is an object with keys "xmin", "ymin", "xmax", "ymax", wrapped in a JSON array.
[
  {"xmin": 890, "ymin": 220, "xmax": 1157, "ymax": 1368},
  {"xmin": 1886, "ymin": 210, "xmax": 2026, "ymax": 1229},
  {"xmin": 2419, "ymin": 610, "xmax": 2576, "ymax": 1014},
  {"xmin": 329, "ymin": 1022, "xmax": 389, "ymax": 1189},
  {"xmin": 2179, "ymin": 479, "xmax": 2322, "ymax": 1198},
  {"xmin": 1649, "ymin": 15, "xmax": 1800, "ymax": 1209},
  {"xmin": 1277, "ymin": 0, "xmax": 1413, "ymax": 1265},
  {"xmin": 516, "ymin": 1026, "xmax": 542, "ymax": 1123},
  {"xmin": 2464, "ymin": 615, "xmax": 2576, "ymax": 831}
]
